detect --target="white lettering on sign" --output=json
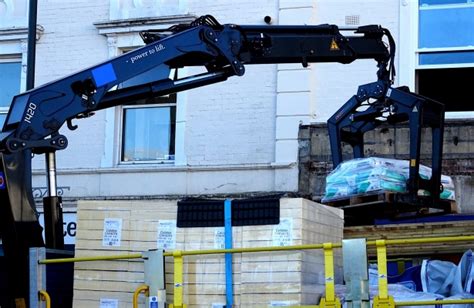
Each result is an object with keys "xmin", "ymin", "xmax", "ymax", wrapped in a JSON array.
[
  {"xmin": 39, "ymin": 212, "xmax": 76, "ymax": 245},
  {"xmin": 129, "ymin": 44, "xmax": 166, "ymax": 64},
  {"xmin": 157, "ymin": 220, "xmax": 176, "ymax": 250},
  {"xmin": 24, "ymin": 102, "xmax": 37, "ymax": 123},
  {"xmin": 102, "ymin": 218, "xmax": 123, "ymax": 247}
]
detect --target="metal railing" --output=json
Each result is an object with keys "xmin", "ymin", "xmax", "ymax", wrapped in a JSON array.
[
  {"xmin": 31, "ymin": 235, "xmax": 474, "ymax": 308},
  {"xmin": 38, "ymin": 290, "xmax": 51, "ymax": 308}
]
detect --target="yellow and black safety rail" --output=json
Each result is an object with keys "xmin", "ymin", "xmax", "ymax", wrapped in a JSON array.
[
  {"xmin": 133, "ymin": 285, "xmax": 149, "ymax": 308},
  {"xmin": 35, "ymin": 235, "xmax": 474, "ymax": 308},
  {"xmin": 37, "ymin": 253, "xmax": 143, "ymax": 264},
  {"xmin": 367, "ymin": 235, "xmax": 474, "ymax": 308},
  {"xmin": 167, "ymin": 243, "xmax": 342, "ymax": 308}
]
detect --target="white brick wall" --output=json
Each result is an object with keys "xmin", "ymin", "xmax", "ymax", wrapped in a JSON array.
[
  {"xmin": 312, "ymin": 0, "xmax": 399, "ymax": 122},
  {"xmin": 185, "ymin": 64, "xmax": 277, "ymax": 166},
  {"xmin": 32, "ymin": 0, "xmax": 109, "ymax": 170}
]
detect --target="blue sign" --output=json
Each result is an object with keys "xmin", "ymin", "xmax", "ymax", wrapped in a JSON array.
[
  {"xmin": 92, "ymin": 63, "xmax": 117, "ymax": 87},
  {"xmin": 0, "ymin": 172, "xmax": 5, "ymax": 189},
  {"xmin": 149, "ymin": 296, "xmax": 158, "ymax": 308}
]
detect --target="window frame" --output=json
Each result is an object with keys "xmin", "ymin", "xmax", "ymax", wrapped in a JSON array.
[
  {"xmin": 116, "ymin": 47, "xmax": 177, "ymax": 165},
  {"xmin": 0, "ymin": 55, "xmax": 23, "ymax": 128},
  {"xmin": 399, "ymin": 0, "xmax": 474, "ymax": 118},
  {"xmin": 119, "ymin": 100, "xmax": 177, "ymax": 165},
  {"xmin": 416, "ymin": 1, "xmax": 474, "ymax": 70},
  {"xmin": 94, "ymin": 15, "xmax": 195, "ymax": 168}
]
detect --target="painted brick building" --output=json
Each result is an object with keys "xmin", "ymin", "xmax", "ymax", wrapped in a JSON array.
[{"xmin": 0, "ymin": 0, "xmax": 473, "ymax": 217}]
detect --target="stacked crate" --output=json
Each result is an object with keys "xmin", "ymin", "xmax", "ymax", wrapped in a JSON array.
[
  {"xmin": 73, "ymin": 198, "xmax": 343, "ymax": 307},
  {"xmin": 179, "ymin": 226, "xmax": 243, "ymax": 307},
  {"xmin": 239, "ymin": 198, "xmax": 343, "ymax": 306}
]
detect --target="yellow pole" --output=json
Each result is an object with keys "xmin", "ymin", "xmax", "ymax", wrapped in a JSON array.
[
  {"xmin": 319, "ymin": 243, "xmax": 341, "ymax": 308},
  {"xmin": 175, "ymin": 243, "xmax": 332, "ymax": 256},
  {"xmin": 376, "ymin": 240, "xmax": 388, "ymax": 300},
  {"xmin": 133, "ymin": 285, "xmax": 149, "ymax": 308},
  {"xmin": 38, "ymin": 253, "xmax": 143, "ymax": 264},
  {"xmin": 372, "ymin": 240, "xmax": 395, "ymax": 308},
  {"xmin": 38, "ymin": 290, "xmax": 51, "ymax": 308},
  {"xmin": 366, "ymin": 235, "xmax": 474, "ymax": 247},
  {"xmin": 323, "ymin": 243, "xmax": 335, "ymax": 302},
  {"xmin": 173, "ymin": 250, "xmax": 184, "ymax": 308}
]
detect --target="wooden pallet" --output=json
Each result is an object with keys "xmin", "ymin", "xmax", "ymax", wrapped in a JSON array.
[
  {"xmin": 324, "ymin": 191, "xmax": 395, "ymax": 208},
  {"xmin": 323, "ymin": 191, "xmax": 457, "ymax": 226},
  {"xmin": 344, "ymin": 220, "xmax": 474, "ymax": 257}
]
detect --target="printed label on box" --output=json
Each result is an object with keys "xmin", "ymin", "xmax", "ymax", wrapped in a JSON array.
[
  {"xmin": 100, "ymin": 298, "xmax": 118, "ymax": 308},
  {"xmin": 157, "ymin": 220, "xmax": 176, "ymax": 250},
  {"xmin": 270, "ymin": 300, "xmax": 297, "ymax": 306},
  {"xmin": 214, "ymin": 227, "xmax": 225, "ymax": 249},
  {"xmin": 102, "ymin": 218, "xmax": 122, "ymax": 247},
  {"xmin": 272, "ymin": 218, "xmax": 293, "ymax": 246}
]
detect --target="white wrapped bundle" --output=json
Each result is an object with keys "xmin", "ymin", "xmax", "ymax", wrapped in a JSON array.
[{"xmin": 323, "ymin": 157, "xmax": 455, "ymax": 202}]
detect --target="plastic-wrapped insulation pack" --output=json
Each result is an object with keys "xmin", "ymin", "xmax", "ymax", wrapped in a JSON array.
[{"xmin": 323, "ymin": 157, "xmax": 455, "ymax": 202}]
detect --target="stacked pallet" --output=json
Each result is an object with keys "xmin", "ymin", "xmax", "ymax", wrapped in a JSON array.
[
  {"xmin": 179, "ymin": 226, "xmax": 242, "ymax": 306},
  {"xmin": 344, "ymin": 220, "xmax": 474, "ymax": 257},
  {"xmin": 73, "ymin": 198, "xmax": 344, "ymax": 307},
  {"xmin": 239, "ymin": 198, "xmax": 343, "ymax": 306},
  {"xmin": 73, "ymin": 200, "xmax": 179, "ymax": 307}
]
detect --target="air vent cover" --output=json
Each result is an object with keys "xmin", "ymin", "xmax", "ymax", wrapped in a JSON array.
[{"xmin": 177, "ymin": 197, "xmax": 280, "ymax": 227}]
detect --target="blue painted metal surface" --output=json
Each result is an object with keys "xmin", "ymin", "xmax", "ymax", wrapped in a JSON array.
[{"xmin": 224, "ymin": 199, "xmax": 234, "ymax": 307}]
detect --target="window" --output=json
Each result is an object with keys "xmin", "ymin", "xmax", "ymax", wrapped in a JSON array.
[
  {"xmin": 415, "ymin": 0, "xmax": 474, "ymax": 112},
  {"xmin": 117, "ymin": 61, "xmax": 177, "ymax": 163},
  {"xmin": 0, "ymin": 58, "xmax": 22, "ymax": 128},
  {"xmin": 95, "ymin": 15, "xmax": 195, "ymax": 167},
  {"xmin": 122, "ymin": 104, "xmax": 176, "ymax": 161}
]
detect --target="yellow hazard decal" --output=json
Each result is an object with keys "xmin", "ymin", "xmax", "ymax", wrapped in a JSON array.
[
  {"xmin": 330, "ymin": 39, "xmax": 340, "ymax": 51},
  {"xmin": 410, "ymin": 159, "xmax": 417, "ymax": 167}
]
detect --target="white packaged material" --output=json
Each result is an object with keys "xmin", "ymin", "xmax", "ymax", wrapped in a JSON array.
[{"xmin": 323, "ymin": 157, "xmax": 455, "ymax": 202}]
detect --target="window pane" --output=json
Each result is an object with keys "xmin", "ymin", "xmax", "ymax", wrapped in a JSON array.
[
  {"xmin": 420, "ymin": 0, "xmax": 471, "ymax": 5},
  {"xmin": 417, "ymin": 67, "xmax": 474, "ymax": 112},
  {"xmin": 419, "ymin": 51, "xmax": 474, "ymax": 65},
  {"xmin": 119, "ymin": 64, "xmax": 171, "ymax": 89},
  {"xmin": 419, "ymin": 5, "xmax": 474, "ymax": 48},
  {"xmin": 122, "ymin": 107, "xmax": 175, "ymax": 161},
  {"xmin": 0, "ymin": 114, "xmax": 6, "ymax": 128},
  {"xmin": 0, "ymin": 62, "xmax": 21, "ymax": 108}
]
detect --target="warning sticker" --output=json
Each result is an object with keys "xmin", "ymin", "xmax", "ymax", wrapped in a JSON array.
[
  {"xmin": 214, "ymin": 227, "xmax": 225, "ymax": 249},
  {"xmin": 99, "ymin": 298, "xmax": 118, "ymax": 308},
  {"xmin": 102, "ymin": 218, "xmax": 123, "ymax": 247},
  {"xmin": 272, "ymin": 218, "xmax": 293, "ymax": 247},
  {"xmin": 157, "ymin": 220, "xmax": 176, "ymax": 250}
]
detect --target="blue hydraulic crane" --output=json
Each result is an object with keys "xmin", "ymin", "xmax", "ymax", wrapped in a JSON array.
[{"xmin": 0, "ymin": 15, "xmax": 445, "ymax": 307}]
